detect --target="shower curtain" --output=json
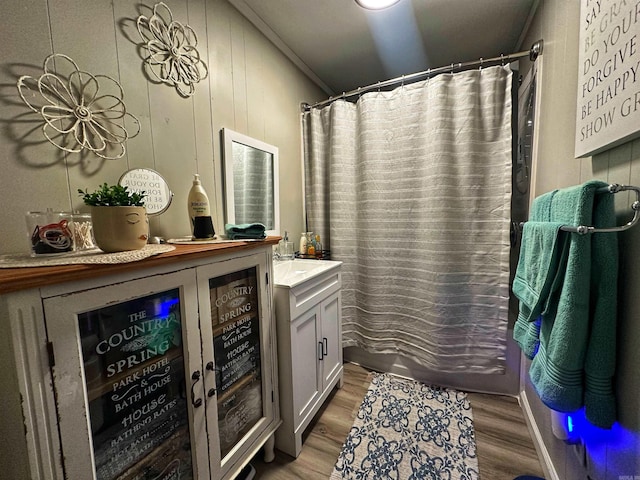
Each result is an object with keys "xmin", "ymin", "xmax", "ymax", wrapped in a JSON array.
[{"xmin": 303, "ymin": 65, "xmax": 513, "ymax": 373}]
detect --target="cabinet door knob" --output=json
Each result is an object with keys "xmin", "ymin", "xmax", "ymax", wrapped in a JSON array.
[
  {"xmin": 318, "ymin": 341, "xmax": 324, "ymax": 360},
  {"xmin": 191, "ymin": 370, "xmax": 203, "ymax": 408},
  {"xmin": 323, "ymin": 337, "xmax": 328, "ymax": 356},
  {"xmin": 206, "ymin": 361, "xmax": 214, "ymax": 371},
  {"xmin": 208, "ymin": 388, "xmax": 216, "ymax": 398}
]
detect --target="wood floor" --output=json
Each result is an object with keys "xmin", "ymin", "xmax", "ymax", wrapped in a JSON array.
[{"xmin": 252, "ymin": 362, "xmax": 545, "ymax": 479}]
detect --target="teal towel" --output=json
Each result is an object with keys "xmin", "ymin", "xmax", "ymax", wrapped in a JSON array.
[
  {"xmin": 513, "ymin": 189, "xmax": 570, "ymax": 358},
  {"xmin": 584, "ymin": 185, "xmax": 618, "ymax": 428},
  {"xmin": 512, "ymin": 222, "xmax": 570, "ymax": 357},
  {"xmin": 525, "ymin": 180, "xmax": 618, "ymax": 428},
  {"xmin": 225, "ymin": 223, "xmax": 266, "ymax": 240}
]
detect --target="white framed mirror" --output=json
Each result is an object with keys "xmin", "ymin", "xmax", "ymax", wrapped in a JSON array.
[{"xmin": 222, "ymin": 128, "xmax": 280, "ymax": 236}]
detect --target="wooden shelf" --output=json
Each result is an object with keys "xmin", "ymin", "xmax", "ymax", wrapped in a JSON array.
[{"xmin": 0, "ymin": 237, "xmax": 279, "ymax": 295}]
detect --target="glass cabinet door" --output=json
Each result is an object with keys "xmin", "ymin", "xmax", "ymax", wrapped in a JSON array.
[
  {"xmin": 210, "ymin": 267, "xmax": 263, "ymax": 458},
  {"xmin": 197, "ymin": 253, "xmax": 275, "ymax": 479},
  {"xmin": 44, "ymin": 270, "xmax": 209, "ymax": 480}
]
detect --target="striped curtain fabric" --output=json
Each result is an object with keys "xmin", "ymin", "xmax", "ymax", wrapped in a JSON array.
[
  {"xmin": 233, "ymin": 146, "xmax": 274, "ymax": 227},
  {"xmin": 303, "ymin": 66, "xmax": 513, "ymax": 373}
]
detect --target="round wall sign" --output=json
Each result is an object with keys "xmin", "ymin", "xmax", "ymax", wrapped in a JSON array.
[{"xmin": 119, "ymin": 168, "xmax": 173, "ymax": 216}]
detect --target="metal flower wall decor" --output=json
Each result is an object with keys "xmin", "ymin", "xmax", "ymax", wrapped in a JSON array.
[
  {"xmin": 137, "ymin": 2, "xmax": 209, "ymax": 97},
  {"xmin": 17, "ymin": 54, "xmax": 140, "ymax": 160}
]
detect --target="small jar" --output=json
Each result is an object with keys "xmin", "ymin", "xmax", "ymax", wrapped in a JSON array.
[
  {"xmin": 26, "ymin": 210, "xmax": 74, "ymax": 256},
  {"xmin": 71, "ymin": 212, "xmax": 95, "ymax": 251},
  {"xmin": 305, "ymin": 232, "xmax": 314, "ymax": 256},
  {"xmin": 307, "ymin": 232, "xmax": 316, "ymax": 256}
]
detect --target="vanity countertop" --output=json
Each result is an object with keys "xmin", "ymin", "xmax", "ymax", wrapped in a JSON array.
[
  {"xmin": 273, "ymin": 258, "xmax": 342, "ymax": 288},
  {"xmin": 0, "ymin": 237, "xmax": 280, "ymax": 294}
]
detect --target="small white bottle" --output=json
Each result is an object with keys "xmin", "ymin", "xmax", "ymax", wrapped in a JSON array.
[
  {"xmin": 299, "ymin": 232, "xmax": 308, "ymax": 255},
  {"xmin": 188, "ymin": 174, "xmax": 210, "ymax": 227}
]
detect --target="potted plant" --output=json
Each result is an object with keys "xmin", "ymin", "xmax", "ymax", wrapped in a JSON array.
[{"xmin": 78, "ymin": 183, "xmax": 148, "ymax": 253}]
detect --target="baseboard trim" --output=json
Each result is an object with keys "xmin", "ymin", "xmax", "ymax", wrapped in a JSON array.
[
  {"xmin": 344, "ymin": 346, "xmax": 519, "ymax": 396},
  {"xmin": 519, "ymin": 390, "xmax": 560, "ymax": 480}
]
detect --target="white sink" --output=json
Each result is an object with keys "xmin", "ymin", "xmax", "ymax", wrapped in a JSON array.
[{"xmin": 273, "ymin": 259, "xmax": 342, "ymax": 287}]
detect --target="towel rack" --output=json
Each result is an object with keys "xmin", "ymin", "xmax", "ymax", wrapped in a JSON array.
[{"xmin": 520, "ymin": 183, "xmax": 640, "ymax": 235}]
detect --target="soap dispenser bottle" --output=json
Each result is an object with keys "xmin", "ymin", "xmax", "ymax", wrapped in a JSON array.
[
  {"xmin": 188, "ymin": 174, "xmax": 210, "ymax": 227},
  {"xmin": 278, "ymin": 231, "xmax": 294, "ymax": 260}
]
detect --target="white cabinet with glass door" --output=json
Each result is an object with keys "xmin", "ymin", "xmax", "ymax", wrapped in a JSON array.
[
  {"xmin": 197, "ymin": 253, "xmax": 278, "ymax": 478},
  {"xmin": 1, "ymin": 244, "xmax": 279, "ymax": 480}
]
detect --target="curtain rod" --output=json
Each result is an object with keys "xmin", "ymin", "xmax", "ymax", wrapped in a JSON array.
[{"xmin": 302, "ymin": 39, "xmax": 543, "ymax": 112}]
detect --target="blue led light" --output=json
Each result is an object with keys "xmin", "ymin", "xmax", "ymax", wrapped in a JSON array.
[{"xmin": 155, "ymin": 295, "xmax": 180, "ymax": 318}]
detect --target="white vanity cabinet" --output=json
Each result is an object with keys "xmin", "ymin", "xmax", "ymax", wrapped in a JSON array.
[
  {"xmin": 0, "ymin": 241, "xmax": 280, "ymax": 480},
  {"xmin": 272, "ymin": 260, "xmax": 343, "ymax": 458}
]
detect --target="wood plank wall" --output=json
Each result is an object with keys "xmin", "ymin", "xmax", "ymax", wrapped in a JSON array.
[
  {"xmin": 0, "ymin": 0, "xmax": 326, "ymax": 255},
  {"xmin": 520, "ymin": 1, "xmax": 640, "ymax": 479}
]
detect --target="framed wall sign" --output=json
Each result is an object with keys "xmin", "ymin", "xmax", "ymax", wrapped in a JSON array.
[{"xmin": 575, "ymin": 0, "xmax": 640, "ymax": 158}]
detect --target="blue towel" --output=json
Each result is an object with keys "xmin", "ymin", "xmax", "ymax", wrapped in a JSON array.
[
  {"xmin": 520, "ymin": 180, "xmax": 618, "ymax": 428},
  {"xmin": 225, "ymin": 223, "xmax": 266, "ymax": 240}
]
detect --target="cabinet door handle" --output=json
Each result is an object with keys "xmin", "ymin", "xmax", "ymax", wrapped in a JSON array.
[
  {"xmin": 205, "ymin": 362, "xmax": 216, "ymax": 399},
  {"xmin": 318, "ymin": 341, "xmax": 324, "ymax": 360},
  {"xmin": 190, "ymin": 370, "xmax": 203, "ymax": 408},
  {"xmin": 323, "ymin": 337, "xmax": 328, "ymax": 356}
]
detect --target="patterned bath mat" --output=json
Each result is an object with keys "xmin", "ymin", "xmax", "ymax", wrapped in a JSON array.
[{"xmin": 330, "ymin": 372, "xmax": 479, "ymax": 480}]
